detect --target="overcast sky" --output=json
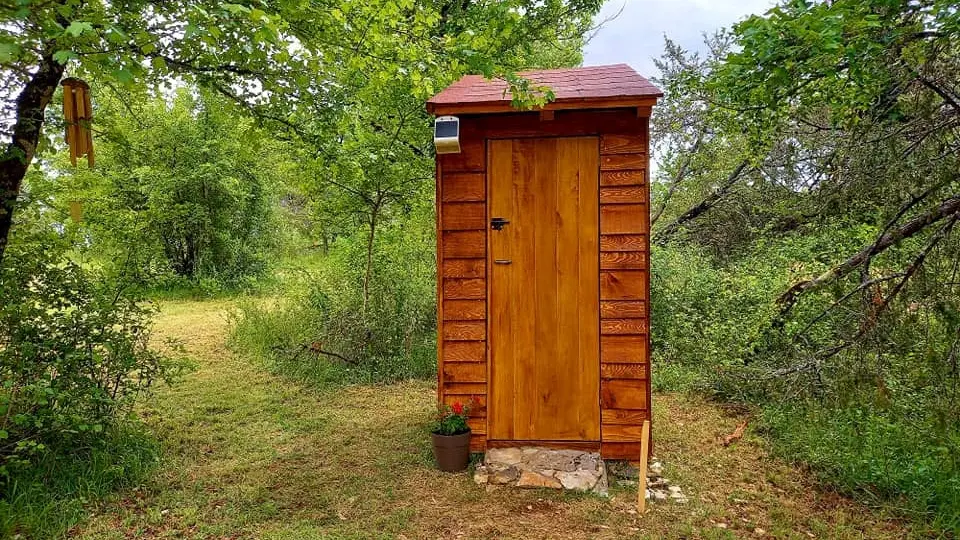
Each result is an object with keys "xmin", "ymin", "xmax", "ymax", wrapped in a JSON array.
[{"xmin": 583, "ymin": 0, "xmax": 776, "ymax": 79}]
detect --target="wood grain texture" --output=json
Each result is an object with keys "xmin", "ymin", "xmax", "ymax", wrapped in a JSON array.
[
  {"xmin": 467, "ymin": 417, "xmax": 487, "ymax": 434},
  {"xmin": 444, "ymin": 382, "xmax": 486, "ymax": 395},
  {"xmin": 601, "ymin": 335, "xmax": 647, "ymax": 364},
  {"xmin": 442, "ymin": 321, "xmax": 486, "ymax": 341},
  {"xmin": 602, "ymin": 424, "xmax": 646, "ymax": 442},
  {"xmin": 600, "ymin": 441, "xmax": 641, "ymax": 460},
  {"xmin": 489, "ymin": 136, "xmax": 600, "ymax": 442},
  {"xmin": 487, "ymin": 440, "xmax": 600, "ymax": 450},
  {"xmin": 441, "ymin": 202, "xmax": 486, "ymax": 230},
  {"xmin": 442, "ymin": 362, "xmax": 486, "ymax": 383},
  {"xmin": 600, "ymin": 153, "xmax": 645, "ymax": 171},
  {"xmin": 600, "ymin": 186, "xmax": 646, "ymax": 204},
  {"xmin": 470, "ymin": 435, "xmax": 486, "ymax": 452},
  {"xmin": 600, "ymin": 234, "xmax": 647, "ymax": 252},
  {"xmin": 442, "ymin": 258, "xmax": 485, "ymax": 278},
  {"xmin": 469, "ymin": 109, "xmax": 643, "ymax": 139},
  {"xmin": 601, "ymin": 270, "xmax": 648, "ymax": 300},
  {"xmin": 600, "ymin": 251, "xmax": 647, "ymax": 270},
  {"xmin": 601, "ymin": 318, "xmax": 648, "ymax": 335},
  {"xmin": 601, "ymin": 408, "xmax": 649, "ymax": 425},
  {"xmin": 601, "ymin": 379, "xmax": 648, "ymax": 410},
  {"xmin": 442, "ymin": 231, "xmax": 485, "ymax": 258},
  {"xmin": 439, "ymin": 137, "xmax": 484, "ymax": 172},
  {"xmin": 442, "ymin": 340, "xmax": 486, "ymax": 362},
  {"xmin": 600, "ymin": 300, "xmax": 646, "ymax": 318},
  {"xmin": 443, "ymin": 299, "xmax": 485, "ymax": 320},
  {"xmin": 600, "ymin": 170, "xmax": 645, "ymax": 186},
  {"xmin": 600, "ymin": 204, "xmax": 647, "ymax": 234},
  {"xmin": 600, "ymin": 134, "xmax": 645, "ymax": 155},
  {"xmin": 600, "ymin": 363, "xmax": 648, "ymax": 380},
  {"xmin": 443, "ymin": 278, "xmax": 485, "ymax": 299},
  {"xmin": 441, "ymin": 172, "xmax": 485, "ymax": 202}
]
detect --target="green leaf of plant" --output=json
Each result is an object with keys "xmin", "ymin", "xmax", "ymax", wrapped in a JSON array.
[{"xmin": 65, "ymin": 21, "xmax": 94, "ymax": 37}]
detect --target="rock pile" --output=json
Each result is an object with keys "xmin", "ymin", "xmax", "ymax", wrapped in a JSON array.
[
  {"xmin": 608, "ymin": 458, "xmax": 688, "ymax": 504},
  {"xmin": 473, "ymin": 447, "xmax": 608, "ymax": 495}
]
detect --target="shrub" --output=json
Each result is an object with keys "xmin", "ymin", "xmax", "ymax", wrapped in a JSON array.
[{"xmin": 0, "ymin": 231, "xmax": 173, "ymax": 477}]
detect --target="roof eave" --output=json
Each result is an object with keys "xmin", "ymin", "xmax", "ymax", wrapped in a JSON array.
[{"xmin": 426, "ymin": 95, "xmax": 661, "ymax": 116}]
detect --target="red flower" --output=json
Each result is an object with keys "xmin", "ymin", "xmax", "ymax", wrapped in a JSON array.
[{"xmin": 451, "ymin": 402, "xmax": 464, "ymax": 415}]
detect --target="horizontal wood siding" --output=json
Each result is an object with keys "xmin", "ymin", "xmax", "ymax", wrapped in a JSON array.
[
  {"xmin": 598, "ymin": 126, "xmax": 651, "ymax": 461},
  {"xmin": 436, "ymin": 109, "xmax": 652, "ymax": 458},
  {"xmin": 438, "ymin": 133, "xmax": 488, "ymax": 453}
]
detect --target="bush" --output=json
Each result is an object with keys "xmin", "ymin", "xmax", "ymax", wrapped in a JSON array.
[
  {"xmin": 231, "ymin": 212, "xmax": 436, "ymax": 385},
  {"xmin": 0, "ymin": 230, "xmax": 173, "ymax": 477}
]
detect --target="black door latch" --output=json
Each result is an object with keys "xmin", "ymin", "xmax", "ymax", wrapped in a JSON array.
[{"xmin": 491, "ymin": 217, "xmax": 510, "ymax": 231}]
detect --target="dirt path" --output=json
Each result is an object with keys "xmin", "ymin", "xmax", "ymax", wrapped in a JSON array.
[{"xmin": 73, "ymin": 299, "xmax": 912, "ymax": 539}]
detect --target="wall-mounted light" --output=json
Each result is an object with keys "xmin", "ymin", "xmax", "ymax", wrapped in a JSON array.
[{"xmin": 434, "ymin": 115, "xmax": 460, "ymax": 154}]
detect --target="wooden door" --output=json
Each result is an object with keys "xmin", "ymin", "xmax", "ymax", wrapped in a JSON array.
[{"xmin": 488, "ymin": 137, "xmax": 600, "ymax": 442}]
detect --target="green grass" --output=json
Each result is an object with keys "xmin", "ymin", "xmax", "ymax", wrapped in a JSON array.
[
  {"xmin": 0, "ymin": 426, "xmax": 160, "ymax": 538},
  {"xmin": 63, "ymin": 298, "xmax": 914, "ymax": 539}
]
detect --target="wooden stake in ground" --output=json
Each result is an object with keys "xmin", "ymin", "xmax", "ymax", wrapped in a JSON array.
[{"xmin": 637, "ymin": 419, "xmax": 650, "ymax": 514}]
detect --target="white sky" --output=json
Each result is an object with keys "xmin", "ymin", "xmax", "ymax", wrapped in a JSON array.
[{"xmin": 583, "ymin": 0, "xmax": 776, "ymax": 79}]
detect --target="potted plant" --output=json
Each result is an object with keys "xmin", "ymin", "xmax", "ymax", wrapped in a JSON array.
[{"xmin": 431, "ymin": 401, "xmax": 471, "ymax": 472}]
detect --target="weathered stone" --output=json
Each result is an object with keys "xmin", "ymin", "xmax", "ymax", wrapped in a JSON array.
[
  {"xmin": 489, "ymin": 465, "xmax": 519, "ymax": 484},
  {"xmin": 556, "ymin": 470, "xmax": 599, "ymax": 491},
  {"xmin": 516, "ymin": 470, "xmax": 562, "ymax": 489},
  {"xmin": 606, "ymin": 460, "xmax": 639, "ymax": 480},
  {"xmin": 526, "ymin": 450, "xmax": 579, "ymax": 472},
  {"xmin": 576, "ymin": 454, "xmax": 601, "ymax": 473},
  {"xmin": 473, "ymin": 466, "xmax": 489, "ymax": 485},
  {"xmin": 486, "ymin": 447, "xmax": 523, "ymax": 465},
  {"xmin": 668, "ymin": 485, "xmax": 683, "ymax": 494},
  {"xmin": 649, "ymin": 461, "xmax": 664, "ymax": 475}
]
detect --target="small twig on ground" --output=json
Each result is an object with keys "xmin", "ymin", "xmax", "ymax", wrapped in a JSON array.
[{"xmin": 722, "ymin": 420, "xmax": 749, "ymax": 447}]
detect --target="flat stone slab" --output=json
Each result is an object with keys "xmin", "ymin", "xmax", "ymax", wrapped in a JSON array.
[{"xmin": 474, "ymin": 446, "xmax": 608, "ymax": 495}]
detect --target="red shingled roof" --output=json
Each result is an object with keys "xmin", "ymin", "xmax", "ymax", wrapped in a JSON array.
[{"xmin": 427, "ymin": 64, "xmax": 662, "ymax": 115}]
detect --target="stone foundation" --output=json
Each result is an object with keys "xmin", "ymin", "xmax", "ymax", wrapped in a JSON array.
[{"xmin": 473, "ymin": 447, "xmax": 608, "ymax": 495}]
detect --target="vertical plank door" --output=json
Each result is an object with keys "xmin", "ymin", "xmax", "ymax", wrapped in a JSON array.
[{"xmin": 488, "ymin": 137, "xmax": 600, "ymax": 442}]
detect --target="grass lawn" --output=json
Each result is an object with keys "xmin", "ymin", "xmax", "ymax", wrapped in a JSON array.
[{"xmin": 70, "ymin": 299, "xmax": 916, "ymax": 539}]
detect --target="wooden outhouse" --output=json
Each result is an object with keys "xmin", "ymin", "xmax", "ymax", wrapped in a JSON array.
[{"xmin": 428, "ymin": 64, "xmax": 661, "ymax": 461}]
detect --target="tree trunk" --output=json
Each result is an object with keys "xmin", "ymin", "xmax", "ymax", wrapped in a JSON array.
[
  {"xmin": 362, "ymin": 199, "xmax": 382, "ymax": 316},
  {"xmin": 0, "ymin": 49, "xmax": 66, "ymax": 265},
  {"xmin": 653, "ymin": 160, "xmax": 750, "ymax": 246}
]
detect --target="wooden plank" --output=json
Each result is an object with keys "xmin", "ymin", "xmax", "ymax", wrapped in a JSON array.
[
  {"xmin": 600, "ymin": 153, "xmax": 645, "ymax": 171},
  {"xmin": 601, "ymin": 335, "xmax": 647, "ymax": 364},
  {"xmin": 441, "ymin": 172, "xmax": 485, "ymax": 202},
  {"xmin": 443, "ymin": 299, "xmax": 485, "ymax": 320},
  {"xmin": 602, "ymin": 424, "xmax": 646, "ymax": 442},
  {"xmin": 443, "ymin": 394, "xmax": 487, "ymax": 416},
  {"xmin": 487, "ymin": 440, "xmax": 600, "ymax": 451},
  {"xmin": 439, "ymin": 137, "xmax": 484, "ymax": 172},
  {"xmin": 442, "ymin": 258, "xmax": 485, "ymax": 278},
  {"xmin": 443, "ymin": 278, "xmax": 485, "ymax": 299},
  {"xmin": 576, "ymin": 136, "xmax": 602, "ymax": 441},
  {"xmin": 600, "ymin": 300, "xmax": 646, "ymax": 318},
  {"xmin": 470, "ymin": 434, "xmax": 486, "ymax": 453},
  {"xmin": 600, "ymin": 204, "xmax": 647, "ymax": 234},
  {"xmin": 601, "ymin": 379, "xmax": 648, "ymax": 410},
  {"xmin": 442, "ymin": 230, "xmax": 485, "ymax": 258},
  {"xmin": 601, "ymin": 318, "xmax": 648, "ymax": 335},
  {"xmin": 600, "ymin": 234, "xmax": 647, "ymax": 252},
  {"xmin": 601, "ymin": 441, "xmax": 641, "ymax": 460},
  {"xmin": 467, "ymin": 417, "xmax": 487, "ymax": 435},
  {"xmin": 600, "ymin": 186, "xmax": 646, "ymax": 205},
  {"xmin": 601, "ymin": 363, "xmax": 648, "ymax": 380},
  {"xmin": 600, "ymin": 170, "xmax": 645, "ymax": 186},
  {"xmin": 638, "ymin": 420, "xmax": 650, "ymax": 514},
  {"xmin": 600, "ymin": 251, "xmax": 647, "ymax": 270},
  {"xmin": 444, "ymin": 382, "xmax": 486, "ymax": 395},
  {"xmin": 601, "ymin": 270, "xmax": 647, "ymax": 300},
  {"xmin": 463, "ymin": 108, "xmax": 646, "ymax": 135},
  {"xmin": 441, "ymin": 202, "xmax": 486, "ymax": 230},
  {"xmin": 442, "ymin": 341, "xmax": 485, "ymax": 362},
  {"xmin": 600, "ymin": 134, "xmax": 645, "ymax": 155},
  {"xmin": 430, "ymin": 97, "xmax": 658, "ymax": 116},
  {"xmin": 601, "ymin": 408, "xmax": 649, "ymax": 425},
  {"xmin": 443, "ymin": 321, "xmax": 486, "ymax": 341},
  {"xmin": 443, "ymin": 362, "xmax": 486, "ymax": 383}
]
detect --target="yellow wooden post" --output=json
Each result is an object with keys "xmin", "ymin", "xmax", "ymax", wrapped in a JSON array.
[{"xmin": 637, "ymin": 419, "xmax": 650, "ymax": 514}]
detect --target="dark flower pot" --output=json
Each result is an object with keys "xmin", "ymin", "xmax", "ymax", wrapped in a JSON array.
[{"xmin": 431, "ymin": 430, "xmax": 471, "ymax": 472}]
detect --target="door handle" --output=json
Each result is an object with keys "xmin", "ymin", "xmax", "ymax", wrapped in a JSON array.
[
  {"xmin": 491, "ymin": 217, "xmax": 510, "ymax": 231},
  {"xmin": 494, "ymin": 259, "xmax": 512, "ymax": 265}
]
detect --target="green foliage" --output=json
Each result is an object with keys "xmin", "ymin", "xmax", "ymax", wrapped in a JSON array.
[
  {"xmin": 231, "ymin": 208, "xmax": 436, "ymax": 385},
  {"xmin": 432, "ymin": 402, "xmax": 471, "ymax": 436},
  {"xmin": 0, "ymin": 226, "xmax": 172, "ymax": 475}
]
